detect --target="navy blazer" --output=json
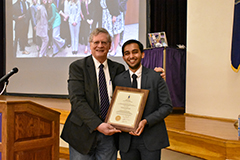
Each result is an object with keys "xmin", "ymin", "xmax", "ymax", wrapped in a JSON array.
[
  {"xmin": 113, "ymin": 66, "xmax": 173, "ymax": 152},
  {"xmin": 61, "ymin": 55, "xmax": 125, "ymax": 154}
]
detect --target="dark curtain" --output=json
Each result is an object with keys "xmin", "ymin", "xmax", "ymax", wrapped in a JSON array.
[
  {"xmin": 0, "ymin": 0, "xmax": 5, "ymax": 91},
  {"xmin": 146, "ymin": 0, "xmax": 187, "ymax": 107},
  {"xmin": 149, "ymin": 0, "xmax": 187, "ymax": 48},
  {"xmin": 142, "ymin": 48, "xmax": 186, "ymax": 107}
]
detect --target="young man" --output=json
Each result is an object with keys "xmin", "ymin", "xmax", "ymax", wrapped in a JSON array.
[{"xmin": 114, "ymin": 39, "xmax": 173, "ymax": 160}]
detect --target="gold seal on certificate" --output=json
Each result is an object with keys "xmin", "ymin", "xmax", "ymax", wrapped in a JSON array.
[
  {"xmin": 105, "ymin": 86, "xmax": 149, "ymax": 132},
  {"xmin": 115, "ymin": 115, "xmax": 121, "ymax": 121}
]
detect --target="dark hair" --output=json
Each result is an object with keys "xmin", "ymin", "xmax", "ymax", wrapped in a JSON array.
[{"xmin": 122, "ymin": 39, "xmax": 144, "ymax": 56}]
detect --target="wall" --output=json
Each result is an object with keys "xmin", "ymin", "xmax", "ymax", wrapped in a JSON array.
[
  {"xmin": 186, "ymin": 0, "xmax": 240, "ymax": 120},
  {"xmin": 125, "ymin": 0, "xmax": 139, "ymax": 24}
]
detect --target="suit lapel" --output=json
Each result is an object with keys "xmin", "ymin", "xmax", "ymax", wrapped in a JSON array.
[
  {"xmin": 86, "ymin": 56, "xmax": 99, "ymax": 104},
  {"xmin": 108, "ymin": 59, "xmax": 115, "ymax": 81},
  {"xmin": 122, "ymin": 70, "xmax": 132, "ymax": 88},
  {"xmin": 141, "ymin": 66, "xmax": 149, "ymax": 89}
]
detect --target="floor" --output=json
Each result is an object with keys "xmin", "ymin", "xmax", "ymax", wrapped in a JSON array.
[
  {"xmin": 161, "ymin": 149, "xmax": 204, "ymax": 160},
  {"xmin": 59, "ymin": 149, "xmax": 204, "ymax": 160}
]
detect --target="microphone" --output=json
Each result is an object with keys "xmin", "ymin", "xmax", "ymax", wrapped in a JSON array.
[{"xmin": 0, "ymin": 67, "xmax": 19, "ymax": 84}]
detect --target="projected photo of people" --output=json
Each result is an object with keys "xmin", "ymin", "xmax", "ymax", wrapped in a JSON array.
[{"xmin": 12, "ymin": 0, "xmax": 139, "ymax": 58}]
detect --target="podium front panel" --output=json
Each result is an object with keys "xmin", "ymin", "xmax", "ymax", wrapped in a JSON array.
[{"xmin": 0, "ymin": 100, "xmax": 60, "ymax": 160}]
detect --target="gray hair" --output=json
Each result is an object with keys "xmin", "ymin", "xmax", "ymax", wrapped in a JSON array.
[{"xmin": 89, "ymin": 28, "xmax": 112, "ymax": 44}]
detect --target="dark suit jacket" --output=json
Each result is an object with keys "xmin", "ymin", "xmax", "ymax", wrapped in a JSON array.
[
  {"xmin": 113, "ymin": 66, "xmax": 173, "ymax": 152},
  {"xmin": 13, "ymin": 0, "xmax": 31, "ymax": 32},
  {"xmin": 61, "ymin": 55, "xmax": 125, "ymax": 154},
  {"xmin": 107, "ymin": 0, "xmax": 121, "ymax": 17}
]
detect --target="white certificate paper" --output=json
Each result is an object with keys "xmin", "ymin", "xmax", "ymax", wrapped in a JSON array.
[
  {"xmin": 105, "ymin": 86, "xmax": 149, "ymax": 132},
  {"xmin": 108, "ymin": 90, "xmax": 144, "ymax": 127}
]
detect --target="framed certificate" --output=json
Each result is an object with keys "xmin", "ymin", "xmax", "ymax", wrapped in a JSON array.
[{"xmin": 105, "ymin": 86, "xmax": 149, "ymax": 132}]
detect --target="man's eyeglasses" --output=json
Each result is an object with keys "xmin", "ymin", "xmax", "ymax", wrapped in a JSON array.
[{"xmin": 91, "ymin": 41, "xmax": 109, "ymax": 46}]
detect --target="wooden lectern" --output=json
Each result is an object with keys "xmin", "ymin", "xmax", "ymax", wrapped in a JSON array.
[{"xmin": 0, "ymin": 100, "xmax": 60, "ymax": 160}]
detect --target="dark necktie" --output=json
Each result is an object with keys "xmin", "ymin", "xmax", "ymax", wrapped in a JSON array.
[
  {"xmin": 132, "ymin": 74, "xmax": 137, "ymax": 88},
  {"xmin": 22, "ymin": 1, "xmax": 27, "ymax": 14},
  {"xmin": 99, "ymin": 64, "xmax": 109, "ymax": 121}
]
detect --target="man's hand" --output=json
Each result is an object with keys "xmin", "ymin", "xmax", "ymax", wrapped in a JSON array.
[
  {"xmin": 129, "ymin": 119, "xmax": 147, "ymax": 136},
  {"xmin": 154, "ymin": 67, "xmax": 165, "ymax": 79},
  {"xmin": 96, "ymin": 122, "xmax": 121, "ymax": 136}
]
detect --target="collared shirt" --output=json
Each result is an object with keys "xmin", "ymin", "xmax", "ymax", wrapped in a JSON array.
[
  {"xmin": 92, "ymin": 56, "xmax": 112, "ymax": 103},
  {"xmin": 128, "ymin": 65, "xmax": 142, "ymax": 89}
]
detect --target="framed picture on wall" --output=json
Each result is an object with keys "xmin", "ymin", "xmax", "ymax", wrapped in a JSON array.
[{"xmin": 148, "ymin": 32, "xmax": 168, "ymax": 48}]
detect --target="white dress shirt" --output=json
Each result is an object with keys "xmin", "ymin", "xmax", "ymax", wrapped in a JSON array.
[
  {"xmin": 128, "ymin": 65, "xmax": 142, "ymax": 89},
  {"xmin": 92, "ymin": 56, "xmax": 112, "ymax": 103}
]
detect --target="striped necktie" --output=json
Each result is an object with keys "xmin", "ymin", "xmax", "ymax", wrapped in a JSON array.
[{"xmin": 99, "ymin": 64, "xmax": 109, "ymax": 120}]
